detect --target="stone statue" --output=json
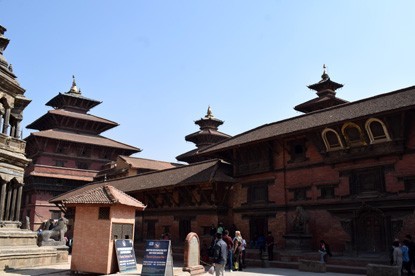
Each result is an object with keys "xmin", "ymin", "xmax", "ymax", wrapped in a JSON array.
[
  {"xmin": 38, "ymin": 217, "xmax": 68, "ymax": 246},
  {"xmin": 292, "ymin": 206, "xmax": 308, "ymax": 234},
  {"xmin": 21, "ymin": 216, "xmax": 30, "ymax": 230}
]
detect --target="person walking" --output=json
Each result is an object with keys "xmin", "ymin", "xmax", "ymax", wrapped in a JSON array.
[
  {"xmin": 222, "ymin": 230, "xmax": 234, "ymax": 272},
  {"xmin": 213, "ymin": 232, "xmax": 228, "ymax": 276}
]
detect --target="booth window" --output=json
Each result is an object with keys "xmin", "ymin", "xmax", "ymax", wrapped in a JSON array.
[{"xmin": 98, "ymin": 207, "xmax": 110, "ymax": 220}]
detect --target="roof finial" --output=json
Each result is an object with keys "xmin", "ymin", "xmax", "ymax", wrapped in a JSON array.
[
  {"xmin": 321, "ymin": 64, "xmax": 329, "ymax": 80},
  {"xmin": 69, "ymin": 75, "xmax": 80, "ymax": 94},
  {"xmin": 205, "ymin": 105, "xmax": 214, "ymax": 119}
]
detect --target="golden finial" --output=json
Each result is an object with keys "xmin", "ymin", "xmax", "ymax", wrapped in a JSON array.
[
  {"xmin": 205, "ymin": 105, "xmax": 214, "ymax": 119},
  {"xmin": 69, "ymin": 75, "xmax": 80, "ymax": 94}
]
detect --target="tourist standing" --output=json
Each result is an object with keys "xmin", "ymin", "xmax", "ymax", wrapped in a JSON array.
[
  {"xmin": 402, "ymin": 239, "xmax": 413, "ymax": 276},
  {"xmin": 232, "ymin": 231, "xmax": 243, "ymax": 271},
  {"xmin": 266, "ymin": 231, "xmax": 275, "ymax": 261},
  {"xmin": 222, "ymin": 230, "xmax": 234, "ymax": 272},
  {"xmin": 406, "ymin": 234, "xmax": 415, "ymax": 270},
  {"xmin": 213, "ymin": 233, "xmax": 227, "ymax": 276},
  {"xmin": 392, "ymin": 240, "xmax": 403, "ymax": 269}
]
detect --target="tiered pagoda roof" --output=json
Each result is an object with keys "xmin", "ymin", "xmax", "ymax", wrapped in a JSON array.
[
  {"xmin": 294, "ymin": 65, "xmax": 348, "ymax": 113},
  {"xmin": 176, "ymin": 106, "xmax": 231, "ymax": 163}
]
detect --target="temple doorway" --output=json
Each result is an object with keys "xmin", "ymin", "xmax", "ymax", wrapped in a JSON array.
[
  {"xmin": 249, "ymin": 216, "xmax": 268, "ymax": 244},
  {"xmin": 355, "ymin": 206, "xmax": 386, "ymax": 254}
]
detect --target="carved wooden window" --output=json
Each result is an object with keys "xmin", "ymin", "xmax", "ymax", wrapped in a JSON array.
[
  {"xmin": 78, "ymin": 146, "xmax": 91, "ymax": 157},
  {"xmin": 98, "ymin": 207, "xmax": 110, "ymax": 220},
  {"xmin": 404, "ymin": 177, "xmax": 415, "ymax": 192},
  {"xmin": 319, "ymin": 186, "xmax": 335, "ymax": 199},
  {"xmin": 287, "ymin": 139, "xmax": 307, "ymax": 162},
  {"xmin": 55, "ymin": 160, "xmax": 65, "ymax": 167},
  {"xmin": 247, "ymin": 181, "xmax": 270, "ymax": 203},
  {"xmin": 293, "ymin": 188, "xmax": 307, "ymax": 201},
  {"xmin": 342, "ymin": 122, "xmax": 366, "ymax": 147},
  {"xmin": 365, "ymin": 118, "xmax": 391, "ymax": 144},
  {"xmin": 322, "ymin": 128, "xmax": 344, "ymax": 151},
  {"xmin": 235, "ymin": 144, "xmax": 272, "ymax": 176},
  {"xmin": 56, "ymin": 142, "xmax": 68, "ymax": 154},
  {"xmin": 76, "ymin": 162, "xmax": 89, "ymax": 170},
  {"xmin": 349, "ymin": 167, "xmax": 385, "ymax": 195}
]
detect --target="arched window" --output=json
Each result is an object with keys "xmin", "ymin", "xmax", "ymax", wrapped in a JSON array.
[
  {"xmin": 341, "ymin": 122, "xmax": 366, "ymax": 147},
  {"xmin": 322, "ymin": 128, "xmax": 344, "ymax": 151},
  {"xmin": 365, "ymin": 118, "xmax": 391, "ymax": 143}
]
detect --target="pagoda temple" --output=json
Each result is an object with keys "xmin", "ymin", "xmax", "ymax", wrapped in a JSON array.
[
  {"xmin": 23, "ymin": 77, "xmax": 140, "ymax": 230},
  {"xmin": 294, "ymin": 65, "xmax": 348, "ymax": 113},
  {"xmin": 176, "ymin": 106, "xmax": 231, "ymax": 163}
]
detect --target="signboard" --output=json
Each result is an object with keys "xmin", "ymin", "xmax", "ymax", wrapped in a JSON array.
[
  {"xmin": 141, "ymin": 240, "xmax": 174, "ymax": 276},
  {"xmin": 114, "ymin": 239, "xmax": 137, "ymax": 273}
]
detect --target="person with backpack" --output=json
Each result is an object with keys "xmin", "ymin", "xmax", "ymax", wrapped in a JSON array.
[{"xmin": 213, "ymin": 232, "xmax": 228, "ymax": 276}]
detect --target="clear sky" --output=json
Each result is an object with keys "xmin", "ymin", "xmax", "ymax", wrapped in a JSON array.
[{"xmin": 2, "ymin": 1, "xmax": 415, "ymax": 163}]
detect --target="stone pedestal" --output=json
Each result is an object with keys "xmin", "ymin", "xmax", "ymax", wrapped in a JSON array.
[
  {"xmin": 0, "ymin": 223, "xmax": 67, "ymax": 270},
  {"xmin": 283, "ymin": 233, "xmax": 312, "ymax": 251}
]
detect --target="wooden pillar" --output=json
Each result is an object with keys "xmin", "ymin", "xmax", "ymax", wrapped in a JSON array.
[{"xmin": 0, "ymin": 181, "xmax": 6, "ymax": 220}]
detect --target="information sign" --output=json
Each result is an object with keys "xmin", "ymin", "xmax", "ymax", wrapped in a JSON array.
[
  {"xmin": 141, "ymin": 240, "xmax": 173, "ymax": 276},
  {"xmin": 114, "ymin": 239, "xmax": 137, "ymax": 273}
]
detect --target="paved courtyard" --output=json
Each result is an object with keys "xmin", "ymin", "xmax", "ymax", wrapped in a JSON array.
[{"xmin": 2, "ymin": 256, "xmax": 362, "ymax": 276}]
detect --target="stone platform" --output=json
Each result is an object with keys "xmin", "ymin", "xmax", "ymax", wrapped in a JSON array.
[{"xmin": 0, "ymin": 225, "xmax": 68, "ymax": 270}]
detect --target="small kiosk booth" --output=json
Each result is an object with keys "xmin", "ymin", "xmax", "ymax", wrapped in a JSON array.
[{"xmin": 61, "ymin": 185, "xmax": 146, "ymax": 275}]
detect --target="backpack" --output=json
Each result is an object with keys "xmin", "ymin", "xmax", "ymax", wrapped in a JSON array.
[{"xmin": 213, "ymin": 241, "xmax": 222, "ymax": 263}]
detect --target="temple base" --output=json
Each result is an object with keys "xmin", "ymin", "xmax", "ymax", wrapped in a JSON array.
[{"xmin": 0, "ymin": 222, "xmax": 68, "ymax": 270}]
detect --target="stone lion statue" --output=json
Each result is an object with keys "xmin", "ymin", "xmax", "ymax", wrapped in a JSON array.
[{"xmin": 38, "ymin": 217, "xmax": 68, "ymax": 246}]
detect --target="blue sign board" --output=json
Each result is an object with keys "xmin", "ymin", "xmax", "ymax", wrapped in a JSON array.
[
  {"xmin": 114, "ymin": 239, "xmax": 137, "ymax": 273},
  {"xmin": 141, "ymin": 240, "xmax": 173, "ymax": 276}
]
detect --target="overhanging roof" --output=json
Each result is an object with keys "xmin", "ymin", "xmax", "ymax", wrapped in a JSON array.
[{"xmin": 200, "ymin": 85, "xmax": 415, "ymax": 154}]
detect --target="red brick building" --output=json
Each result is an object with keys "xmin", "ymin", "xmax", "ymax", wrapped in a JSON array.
[
  {"xmin": 53, "ymin": 70, "xmax": 415, "ymax": 257},
  {"xmin": 23, "ymin": 78, "xmax": 140, "ymax": 230}
]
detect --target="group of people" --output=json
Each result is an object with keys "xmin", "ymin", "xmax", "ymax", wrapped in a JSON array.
[
  {"xmin": 208, "ymin": 223, "xmax": 249, "ymax": 275},
  {"xmin": 391, "ymin": 234, "xmax": 415, "ymax": 276},
  {"xmin": 208, "ymin": 223, "xmax": 276, "ymax": 275}
]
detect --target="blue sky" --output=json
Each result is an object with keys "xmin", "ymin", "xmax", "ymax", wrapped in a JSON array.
[{"xmin": 2, "ymin": 1, "xmax": 415, "ymax": 162}]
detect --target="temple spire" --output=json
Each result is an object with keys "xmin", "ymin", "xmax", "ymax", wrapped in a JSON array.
[
  {"xmin": 205, "ymin": 106, "xmax": 214, "ymax": 119},
  {"xmin": 68, "ymin": 75, "xmax": 80, "ymax": 94},
  {"xmin": 322, "ymin": 64, "xmax": 329, "ymax": 80}
]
